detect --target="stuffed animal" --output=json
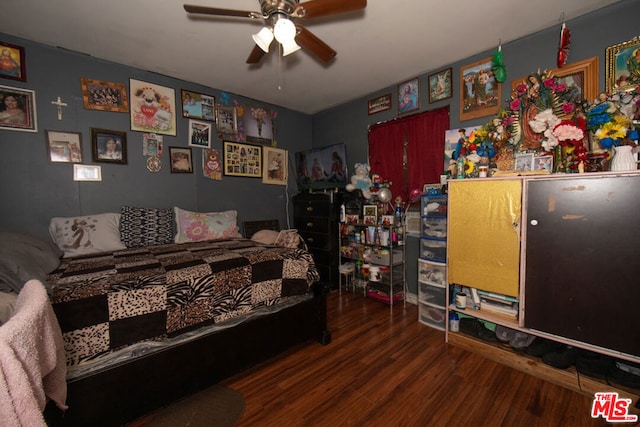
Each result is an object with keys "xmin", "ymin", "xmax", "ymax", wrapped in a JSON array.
[{"xmin": 346, "ymin": 163, "xmax": 372, "ymax": 199}]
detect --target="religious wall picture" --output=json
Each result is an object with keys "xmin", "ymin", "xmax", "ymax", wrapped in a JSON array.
[
  {"xmin": 0, "ymin": 85, "xmax": 37, "ymax": 132},
  {"xmin": 443, "ymin": 126, "xmax": 480, "ymax": 172},
  {"xmin": 223, "ymin": 141, "xmax": 262, "ymax": 178},
  {"xmin": 606, "ymin": 36, "xmax": 640, "ymax": 93},
  {"xmin": 262, "ymin": 146, "xmax": 287, "ymax": 185},
  {"xmin": 169, "ymin": 146, "xmax": 193, "ymax": 173},
  {"xmin": 216, "ymin": 104, "xmax": 238, "ymax": 134},
  {"xmin": 80, "ymin": 78, "xmax": 129, "ymax": 112},
  {"xmin": 428, "ymin": 68, "xmax": 452, "ymax": 103},
  {"xmin": 91, "ymin": 128, "xmax": 127, "ymax": 164},
  {"xmin": 368, "ymin": 93, "xmax": 391, "ymax": 115},
  {"xmin": 460, "ymin": 57, "xmax": 501, "ymax": 121},
  {"xmin": 398, "ymin": 77, "xmax": 419, "ymax": 115},
  {"xmin": 188, "ymin": 119, "xmax": 212, "ymax": 149},
  {"xmin": 0, "ymin": 41, "xmax": 26, "ymax": 82},
  {"xmin": 46, "ymin": 130, "xmax": 82, "ymax": 163},
  {"xmin": 181, "ymin": 89, "xmax": 215, "ymax": 121},
  {"xmin": 129, "ymin": 79, "xmax": 176, "ymax": 136},
  {"xmin": 244, "ymin": 104, "xmax": 272, "ymax": 144}
]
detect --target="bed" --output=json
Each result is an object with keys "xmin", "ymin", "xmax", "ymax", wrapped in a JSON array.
[{"xmin": 0, "ymin": 207, "xmax": 330, "ymax": 426}]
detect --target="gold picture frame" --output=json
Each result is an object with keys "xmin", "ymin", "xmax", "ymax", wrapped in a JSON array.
[
  {"xmin": 80, "ymin": 78, "xmax": 129, "ymax": 112},
  {"xmin": 606, "ymin": 36, "xmax": 640, "ymax": 93},
  {"xmin": 428, "ymin": 68, "xmax": 453, "ymax": 103},
  {"xmin": 223, "ymin": 141, "xmax": 262, "ymax": 178},
  {"xmin": 368, "ymin": 94, "xmax": 391, "ymax": 115},
  {"xmin": 460, "ymin": 57, "xmax": 501, "ymax": 121}
]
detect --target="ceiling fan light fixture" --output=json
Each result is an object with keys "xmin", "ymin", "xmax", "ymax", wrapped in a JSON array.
[
  {"xmin": 273, "ymin": 17, "xmax": 296, "ymax": 44},
  {"xmin": 281, "ymin": 39, "xmax": 301, "ymax": 56},
  {"xmin": 252, "ymin": 26, "xmax": 274, "ymax": 52}
]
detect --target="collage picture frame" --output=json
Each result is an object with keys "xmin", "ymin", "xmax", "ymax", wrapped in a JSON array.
[
  {"xmin": 81, "ymin": 78, "xmax": 129, "ymax": 112},
  {"xmin": 223, "ymin": 141, "xmax": 262, "ymax": 178}
]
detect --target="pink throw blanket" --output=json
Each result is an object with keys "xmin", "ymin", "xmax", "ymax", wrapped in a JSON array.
[{"xmin": 0, "ymin": 280, "xmax": 67, "ymax": 426}]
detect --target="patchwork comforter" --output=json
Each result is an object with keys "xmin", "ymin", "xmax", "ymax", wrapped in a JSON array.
[{"xmin": 47, "ymin": 238, "xmax": 319, "ymax": 366}]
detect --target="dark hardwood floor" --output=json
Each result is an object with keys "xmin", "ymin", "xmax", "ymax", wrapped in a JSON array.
[{"xmin": 223, "ymin": 289, "xmax": 615, "ymax": 427}]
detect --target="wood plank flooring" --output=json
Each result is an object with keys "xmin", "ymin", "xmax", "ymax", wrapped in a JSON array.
[{"xmin": 222, "ymin": 290, "xmax": 614, "ymax": 426}]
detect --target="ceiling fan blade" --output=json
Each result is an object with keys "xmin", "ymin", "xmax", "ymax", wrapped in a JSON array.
[
  {"xmin": 295, "ymin": 25, "xmax": 336, "ymax": 62},
  {"xmin": 184, "ymin": 4, "xmax": 261, "ymax": 19},
  {"xmin": 246, "ymin": 45, "xmax": 267, "ymax": 64},
  {"xmin": 292, "ymin": 0, "xmax": 366, "ymax": 19}
]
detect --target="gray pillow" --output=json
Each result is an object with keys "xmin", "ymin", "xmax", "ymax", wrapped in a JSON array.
[{"xmin": 0, "ymin": 231, "xmax": 61, "ymax": 293}]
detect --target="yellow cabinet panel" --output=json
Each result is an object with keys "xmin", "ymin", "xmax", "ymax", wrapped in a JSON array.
[{"xmin": 448, "ymin": 179, "xmax": 521, "ymax": 297}]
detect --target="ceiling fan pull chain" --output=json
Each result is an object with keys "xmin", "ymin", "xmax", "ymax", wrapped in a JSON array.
[{"xmin": 278, "ymin": 43, "xmax": 283, "ymax": 90}]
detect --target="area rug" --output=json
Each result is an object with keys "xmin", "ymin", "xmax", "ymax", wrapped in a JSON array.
[{"xmin": 127, "ymin": 385, "xmax": 245, "ymax": 427}]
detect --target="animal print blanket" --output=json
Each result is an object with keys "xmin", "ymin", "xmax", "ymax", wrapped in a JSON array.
[{"xmin": 47, "ymin": 238, "xmax": 319, "ymax": 366}]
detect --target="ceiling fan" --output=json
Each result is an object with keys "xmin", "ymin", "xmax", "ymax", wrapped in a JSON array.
[{"xmin": 184, "ymin": 0, "xmax": 367, "ymax": 64}]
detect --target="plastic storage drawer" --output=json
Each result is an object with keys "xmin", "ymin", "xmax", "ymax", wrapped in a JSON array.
[
  {"xmin": 419, "ymin": 282, "xmax": 447, "ymax": 307},
  {"xmin": 421, "ymin": 216, "xmax": 447, "ymax": 239},
  {"xmin": 418, "ymin": 303, "xmax": 446, "ymax": 330},
  {"xmin": 420, "ymin": 238, "xmax": 446, "ymax": 262},
  {"xmin": 417, "ymin": 258, "xmax": 446, "ymax": 287}
]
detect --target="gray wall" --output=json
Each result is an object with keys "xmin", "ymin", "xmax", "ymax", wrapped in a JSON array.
[{"xmin": 0, "ymin": 34, "xmax": 312, "ymax": 239}]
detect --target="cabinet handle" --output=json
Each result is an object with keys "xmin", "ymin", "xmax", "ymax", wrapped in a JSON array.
[
  {"xmin": 306, "ymin": 222, "xmax": 314, "ymax": 228},
  {"xmin": 306, "ymin": 206, "xmax": 313, "ymax": 212},
  {"xmin": 307, "ymin": 237, "xmax": 314, "ymax": 243}
]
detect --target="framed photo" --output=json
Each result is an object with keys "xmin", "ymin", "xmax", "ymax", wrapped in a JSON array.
[
  {"xmin": 533, "ymin": 154, "xmax": 553, "ymax": 172},
  {"xmin": 188, "ymin": 119, "xmax": 212, "ymax": 149},
  {"xmin": 606, "ymin": 36, "xmax": 640, "ymax": 93},
  {"xmin": 0, "ymin": 41, "xmax": 26, "ymax": 82},
  {"xmin": 91, "ymin": 128, "xmax": 127, "ymax": 164},
  {"xmin": 428, "ymin": 68, "xmax": 453, "ymax": 103},
  {"xmin": 244, "ymin": 104, "xmax": 273, "ymax": 144},
  {"xmin": 223, "ymin": 141, "xmax": 262, "ymax": 178},
  {"xmin": 143, "ymin": 133, "xmax": 163, "ymax": 157},
  {"xmin": 169, "ymin": 146, "xmax": 193, "ymax": 173},
  {"xmin": 0, "ymin": 85, "xmax": 37, "ymax": 132},
  {"xmin": 129, "ymin": 79, "xmax": 176, "ymax": 136},
  {"xmin": 381, "ymin": 215, "xmax": 395, "ymax": 226},
  {"xmin": 368, "ymin": 94, "xmax": 391, "ymax": 115},
  {"xmin": 512, "ymin": 56, "xmax": 599, "ymax": 110},
  {"xmin": 181, "ymin": 89, "xmax": 215, "ymax": 121},
  {"xmin": 45, "ymin": 130, "xmax": 82, "ymax": 163},
  {"xmin": 216, "ymin": 105, "xmax": 238, "ymax": 134},
  {"xmin": 346, "ymin": 214, "xmax": 360, "ymax": 225},
  {"xmin": 363, "ymin": 204, "xmax": 378, "ymax": 225},
  {"xmin": 460, "ymin": 57, "xmax": 501, "ymax": 121},
  {"xmin": 73, "ymin": 164, "xmax": 102, "ymax": 182},
  {"xmin": 80, "ymin": 78, "xmax": 129, "ymax": 112},
  {"xmin": 398, "ymin": 78, "xmax": 419, "ymax": 115},
  {"xmin": 262, "ymin": 146, "xmax": 288, "ymax": 185},
  {"xmin": 514, "ymin": 153, "xmax": 534, "ymax": 171}
]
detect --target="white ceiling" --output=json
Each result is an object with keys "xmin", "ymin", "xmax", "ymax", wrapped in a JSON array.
[{"xmin": 0, "ymin": 0, "xmax": 620, "ymax": 114}]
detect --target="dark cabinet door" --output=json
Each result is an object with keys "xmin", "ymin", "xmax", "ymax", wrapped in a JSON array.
[{"xmin": 524, "ymin": 175, "xmax": 640, "ymax": 357}]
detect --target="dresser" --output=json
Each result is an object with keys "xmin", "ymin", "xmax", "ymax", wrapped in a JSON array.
[{"xmin": 293, "ymin": 192, "xmax": 342, "ymax": 289}]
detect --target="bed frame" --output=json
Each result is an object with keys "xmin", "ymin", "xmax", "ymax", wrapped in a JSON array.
[{"xmin": 44, "ymin": 282, "xmax": 331, "ymax": 427}]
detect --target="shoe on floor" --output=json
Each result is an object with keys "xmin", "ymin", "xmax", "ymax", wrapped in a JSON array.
[
  {"xmin": 524, "ymin": 337, "xmax": 564, "ymax": 358},
  {"xmin": 575, "ymin": 350, "xmax": 614, "ymax": 380},
  {"xmin": 542, "ymin": 346, "xmax": 579, "ymax": 369}
]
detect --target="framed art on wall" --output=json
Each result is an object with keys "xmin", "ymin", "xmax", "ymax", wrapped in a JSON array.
[
  {"xmin": 130, "ymin": 79, "xmax": 176, "ymax": 136},
  {"xmin": 606, "ymin": 36, "xmax": 640, "ymax": 93},
  {"xmin": 80, "ymin": 78, "xmax": 129, "ymax": 112},
  {"xmin": 244, "ymin": 104, "xmax": 272, "ymax": 145},
  {"xmin": 460, "ymin": 57, "xmax": 501, "ymax": 121},
  {"xmin": 0, "ymin": 85, "xmax": 37, "ymax": 132},
  {"xmin": 181, "ymin": 89, "xmax": 215, "ymax": 121},
  {"xmin": 262, "ymin": 146, "xmax": 287, "ymax": 185},
  {"xmin": 73, "ymin": 164, "xmax": 102, "ymax": 182},
  {"xmin": 169, "ymin": 146, "xmax": 193, "ymax": 173},
  {"xmin": 91, "ymin": 128, "xmax": 127, "ymax": 164},
  {"xmin": 46, "ymin": 130, "xmax": 82, "ymax": 163},
  {"xmin": 223, "ymin": 141, "xmax": 262, "ymax": 178},
  {"xmin": 0, "ymin": 41, "xmax": 26, "ymax": 82},
  {"xmin": 188, "ymin": 119, "xmax": 212, "ymax": 149},
  {"xmin": 216, "ymin": 105, "xmax": 238, "ymax": 134},
  {"xmin": 368, "ymin": 94, "xmax": 392, "ymax": 115},
  {"xmin": 428, "ymin": 68, "xmax": 452, "ymax": 103},
  {"xmin": 398, "ymin": 78, "xmax": 419, "ymax": 115}
]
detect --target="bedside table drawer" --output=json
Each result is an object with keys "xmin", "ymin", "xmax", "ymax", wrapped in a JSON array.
[
  {"xmin": 293, "ymin": 201, "xmax": 331, "ymax": 218},
  {"xmin": 295, "ymin": 218, "xmax": 329, "ymax": 234}
]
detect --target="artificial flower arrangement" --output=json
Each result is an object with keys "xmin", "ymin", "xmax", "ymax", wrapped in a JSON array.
[{"xmin": 585, "ymin": 86, "xmax": 640, "ymax": 149}]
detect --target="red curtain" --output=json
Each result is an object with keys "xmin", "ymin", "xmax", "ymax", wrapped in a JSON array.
[{"xmin": 368, "ymin": 106, "xmax": 450, "ymax": 202}]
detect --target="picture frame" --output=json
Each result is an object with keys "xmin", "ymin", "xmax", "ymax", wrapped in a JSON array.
[
  {"xmin": 91, "ymin": 128, "xmax": 127, "ymax": 164},
  {"xmin": 423, "ymin": 183, "xmax": 442, "ymax": 194},
  {"xmin": 244, "ymin": 104, "xmax": 273, "ymax": 145},
  {"xmin": 73, "ymin": 164, "xmax": 102, "ymax": 182},
  {"xmin": 80, "ymin": 78, "xmax": 129, "ymax": 112},
  {"xmin": 216, "ymin": 104, "xmax": 238, "ymax": 134},
  {"xmin": 0, "ymin": 85, "xmax": 37, "ymax": 132},
  {"xmin": 460, "ymin": 57, "xmax": 501, "ymax": 121},
  {"xmin": 169, "ymin": 146, "xmax": 194, "ymax": 173},
  {"xmin": 0, "ymin": 41, "xmax": 26, "ymax": 82},
  {"xmin": 129, "ymin": 79, "xmax": 176, "ymax": 136},
  {"xmin": 223, "ymin": 141, "xmax": 262, "ymax": 178},
  {"xmin": 262, "ymin": 146, "xmax": 288, "ymax": 185},
  {"xmin": 346, "ymin": 214, "xmax": 360, "ymax": 225},
  {"xmin": 428, "ymin": 68, "xmax": 453, "ymax": 103},
  {"xmin": 381, "ymin": 215, "xmax": 395, "ymax": 226},
  {"xmin": 514, "ymin": 153, "xmax": 534, "ymax": 171},
  {"xmin": 188, "ymin": 119, "xmax": 212, "ymax": 149},
  {"xmin": 363, "ymin": 204, "xmax": 378, "ymax": 225},
  {"xmin": 606, "ymin": 36, "xmax": 640, "ymax": 93},
  {"xmin": 181, "ymin": 89, "xmax": 215, "ymax": 121},
  {"xmin": 202, "ymin": 149, "xmax": 222, "ymax": 180},
  {"xmin": 512, "ymin": 56, "xmax": 599, "ymax": 109},
  {"xmin": 398, "ymin": 78, "xmax": 419, "ymax": 115},
  {"xmin": 532, "ymin": 154, "xmax": 553, "ymax": 172},
  {"xmin": 368, "ymin": 94, "xmax": 392, "ymax": 115},
  {"xmin": 45, "ymin": 130, "xmax": 83, "ymax": 163}
]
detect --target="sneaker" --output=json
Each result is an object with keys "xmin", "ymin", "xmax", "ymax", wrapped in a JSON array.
[
  {"xmin": 542, "ymin": 346, "xmax": 579, "ymax": 369},
  {"xmin": 525, "ymin": 337, "xmax": 564, "ymax": 358},
  {"xmin": 575, "ymin": 351, "xmax": 615, "ymax": 380}
]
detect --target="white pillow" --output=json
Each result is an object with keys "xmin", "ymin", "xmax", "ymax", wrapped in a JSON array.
[
  {"xmin": 49, "ymin": 213, "xmax": 126, "ymax": 257},
  {"xmin": 174, "ymin": 207, "xmax": 240, "ymax": 243},
  {"xmin": 250, "ymin": 229, "xmax": 279, "ymax": 245}
]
